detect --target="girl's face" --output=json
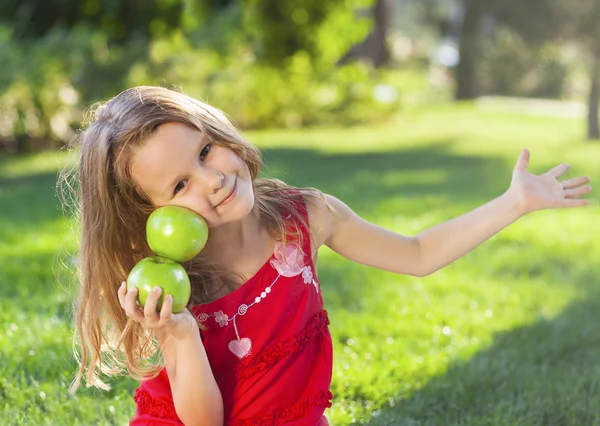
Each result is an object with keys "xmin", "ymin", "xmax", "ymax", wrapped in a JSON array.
[{"xmin": 130, "ymin": 122, "xmax": 255, "ymax": 228}]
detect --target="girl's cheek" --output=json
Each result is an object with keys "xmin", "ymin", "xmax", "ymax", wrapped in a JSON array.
[{"xmin": 172, "ymin": 200, "xmax": 212, "ymax": 224}]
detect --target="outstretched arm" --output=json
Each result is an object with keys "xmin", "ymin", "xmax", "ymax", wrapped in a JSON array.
[{"xmin": 310, "ymin": 150, "xmax": 591, "ymax": 277}]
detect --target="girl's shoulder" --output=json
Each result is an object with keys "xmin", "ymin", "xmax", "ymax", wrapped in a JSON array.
[
  {"xmin": 299, "ymin": 190, "xmax": 340, "ymax": 257},
  {"xmin": 264, "ymin": 184, "xmax": 348, "ymax": 258}
]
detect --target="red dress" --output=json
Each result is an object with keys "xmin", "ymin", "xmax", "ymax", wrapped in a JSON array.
[{"xmin": 130, "ymin": 195, "xmax": 334, "ymax": 425}]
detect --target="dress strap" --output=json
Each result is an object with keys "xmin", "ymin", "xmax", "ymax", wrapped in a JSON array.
[{"xmin": 282, "ymin": 190, "xmax": 312, "ymax": 258}]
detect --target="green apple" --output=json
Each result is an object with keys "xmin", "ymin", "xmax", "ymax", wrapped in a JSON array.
[
  {"xmin": 146, "ymin": 206, "xmax": 209, "ymax": 262},
  {"xmin": 126, "ymin": 256, "xmax": 191, "ymax": 313}
]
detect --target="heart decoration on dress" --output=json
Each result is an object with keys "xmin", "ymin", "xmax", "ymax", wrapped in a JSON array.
[{"xmin": 228, "ymin": 338, "xmax": 252, "ymax": 359}]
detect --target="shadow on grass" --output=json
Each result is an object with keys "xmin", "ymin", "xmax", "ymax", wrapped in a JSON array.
[
  {"xmin": 0, "ymin": 170, "xmax": 66, "ymax": 227},
  {"xmin": 261, "ymin": 139, "xmax": 510, "ymax": 216},
  {"xmin": 466, "ymin": 236, "xmax": 598, "ymax": 290},
  {"xmin": 364, "ymin": 288, "xmax": 600, "ymax": 426}
]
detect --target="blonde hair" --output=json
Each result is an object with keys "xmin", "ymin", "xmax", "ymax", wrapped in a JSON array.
[{"xmin": 60, "ymin": 86, "xmax": 325, "ymax": 392}]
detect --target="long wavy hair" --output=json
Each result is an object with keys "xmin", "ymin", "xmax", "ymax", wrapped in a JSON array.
[{"xmin": 60, "ymin": 86, "xmax": 328, "ymax": 393}]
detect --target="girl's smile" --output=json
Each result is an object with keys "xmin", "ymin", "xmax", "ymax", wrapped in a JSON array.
[{"xmin": 216, "ymin": 177, "xmax": 237, "ymax": 208}]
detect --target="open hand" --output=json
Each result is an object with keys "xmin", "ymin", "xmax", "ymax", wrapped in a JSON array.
[
  {"xmin": 118, "ymin": 282, "xmax": 199, "ymax": 341},
  {"xmin": 508, "ymin": 149, "xmax": 592, "ymax": 214}
]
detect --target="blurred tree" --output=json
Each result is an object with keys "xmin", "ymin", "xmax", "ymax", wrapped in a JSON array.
[
  {"xmin": 243, "ymin": 0, "xmax": 346, "ymax": 65},
  {"xmin": 0, "ymin": 0, "xmax": 186, "ymax": 153},
  {"xmin": 180, "ymin": 0, "xmax": 242, "ymax": 54},
  {"xmin": 0, "ymin": 0, "xmax": 184, "ymax": 42},
  {"xmin": 338, "ymin": 0, "xmax": 392, "ymax": 68},
  {"xmin": 497, "ymin": 0, "xmax": 600, "ymax": 140},
  {"xmin": 183, "ymin": 0, "xmax": 378, "ymax": 68},
  {"xmin": 0, "ymin": 0, "xmax": 390, "ymax": 153},
  {"xmin": 419, "ymin": 0, "xmax": 599, "ymax": 139},
  {"xmin": 454, "ymin": 0, "xmax": 483, "ymax": 99},
  {"xmin": 589, "ymin": 50, "xmax": 599, "ymax": 139},
  {"xmin": 419, "ymin": 0, "xmax": 493, "ymax": 100}
]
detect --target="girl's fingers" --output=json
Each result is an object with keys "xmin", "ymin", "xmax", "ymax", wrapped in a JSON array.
[
  {"xmin": 159, "ymin": 294, "xmax": 173, "ymax": 322},
  {"xmin": 563, "ymin": 198, "xmax": 590, "ymax": 207},
  {"xmin": 514, "ymin": 149, "xmax": 530, "ymax": 171},
  {"xmin": 564, "ymin": 186, "xmax": 592, "ymax": 199},
  {"xmin": 117, "ymin": 281, "xmax": 127, "ymax": 309},
  {"xmin": 143, "ymin": 286, "xmax": 162, "ymax": 320},
  {"xmin": 124, "ymin": 287, "xmax": 145, "ymax": 322},
  {"xmin": 547, "ymin": 163, "xmax": 570, "ymax": 178},
  {"xmin": 561, "ymin": 176, "xmax": 590, "ymax": 190}
]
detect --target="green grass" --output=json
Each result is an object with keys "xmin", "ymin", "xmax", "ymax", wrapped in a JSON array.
[{"xmin": 1, "ymin": 102, "xmax": 599, "ymax": 425}]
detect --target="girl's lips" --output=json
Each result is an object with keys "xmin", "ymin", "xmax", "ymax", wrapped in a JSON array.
[{"xmin": 217, "ymin": 178, "xmax": 237, "ymax": 207}]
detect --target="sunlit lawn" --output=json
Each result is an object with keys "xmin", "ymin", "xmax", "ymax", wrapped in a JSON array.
[{"xmin": 1, "ymin": 103, "xmax": 599, "ymax": 425}]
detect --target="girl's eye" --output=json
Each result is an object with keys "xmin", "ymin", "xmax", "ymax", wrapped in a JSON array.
[
  {"xmin": 199, "ymin": 144, "xmax": 211, "ymax": 161},
  {"xmin": 174, "ymin": 179, "xmax": 187, "ymax": 195}
]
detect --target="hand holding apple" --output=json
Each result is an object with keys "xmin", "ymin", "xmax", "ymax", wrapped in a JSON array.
[
  {"xmin": 126, "ymin": 256, "xmax": 191, "ymax": 313},
  {"xmin": 126, "ymin": 206, "xmax": 209, "ymax": 314},
  {"xmin": 118, "ymin": 281, "xmax": 201, "ymax": 341}
]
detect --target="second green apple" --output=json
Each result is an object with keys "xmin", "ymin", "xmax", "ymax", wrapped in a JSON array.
[{"xmin": 127, "ymin": 256, "xmax": 191, "ymax": 313}]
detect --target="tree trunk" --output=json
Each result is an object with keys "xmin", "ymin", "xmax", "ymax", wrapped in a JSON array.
[
  {"xmin": 588, "ymin": 51, "xmax": 600, "ymax": 140},
  {"xmin": 455, "ymin": 0, "xmax": 482, "ymax": 100},
  {"xmin": 337, "ymin": 0, "xmax": 391, "ymax": 68}
]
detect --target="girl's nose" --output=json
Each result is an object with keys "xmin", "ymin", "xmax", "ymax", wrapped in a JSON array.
[
  {"xmin": 194, "ymin": 167, "xmax": 225, "ymax": 194},
  {"xmin": 213, "ymin": 172, "xmax": 225, "ymax": 194}
]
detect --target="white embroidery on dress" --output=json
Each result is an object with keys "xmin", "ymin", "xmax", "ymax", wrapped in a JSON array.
[
  {"xmin": 215, "ymin": 310, "xmax": 228, "ymax": 327},
  {"xmin": 302, "ymin": 266, "xmax": 319, "ymax": 293},
  {"xmin": 197, "ymin": 242, "xmax": 319, "ymax": 359}
]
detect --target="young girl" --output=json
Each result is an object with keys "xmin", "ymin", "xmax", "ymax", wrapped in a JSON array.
[{"xmin": 66, "ymin": 86, "xmax": 591, "ymax": 426}]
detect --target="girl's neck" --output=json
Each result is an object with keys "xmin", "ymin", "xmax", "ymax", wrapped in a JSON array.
[
  {"xmin": 202, "ymin": 206, "xmax": 277, "ymax": 289},
  {"xmin": 203, "ymin": 206, "xmax": 266, "ymax": 260}
]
